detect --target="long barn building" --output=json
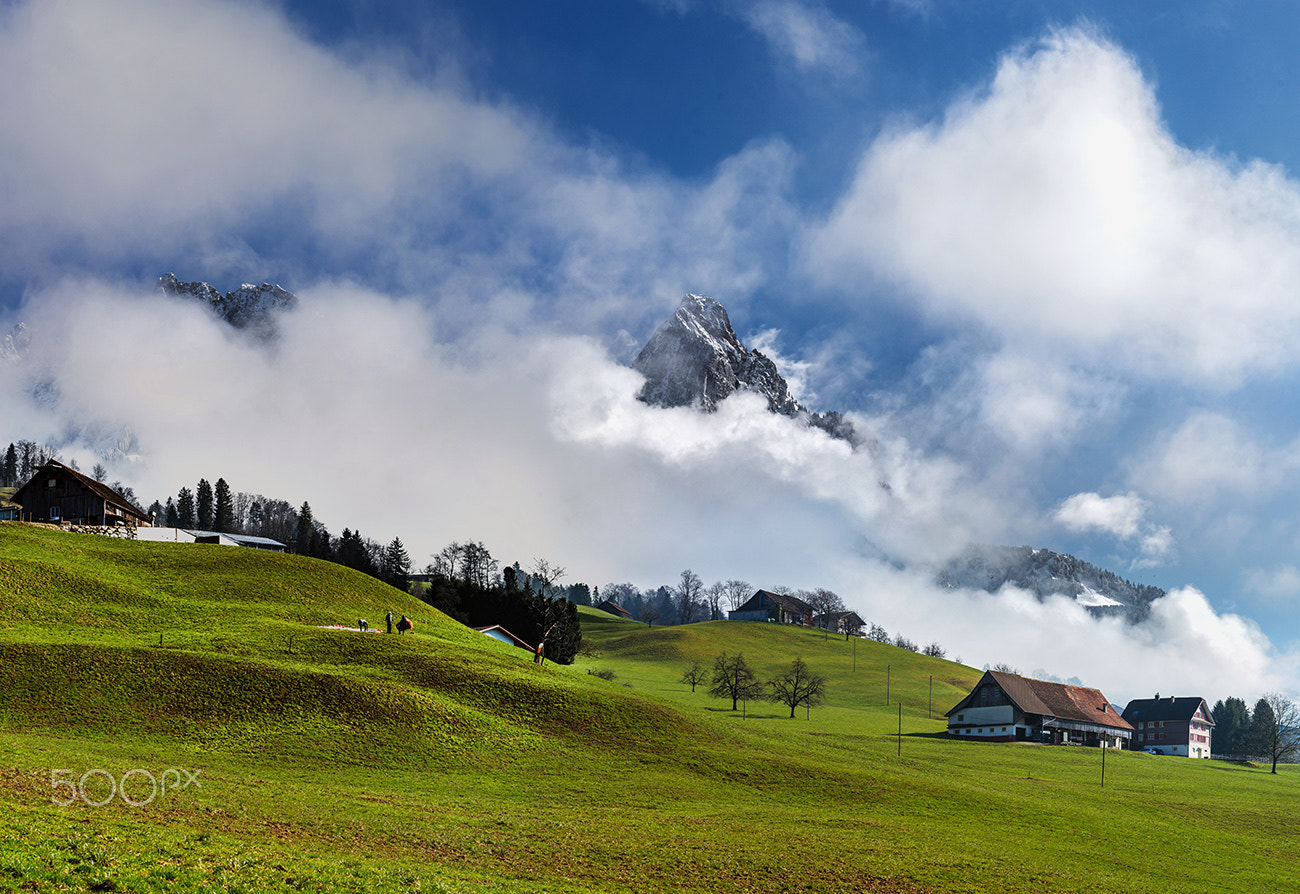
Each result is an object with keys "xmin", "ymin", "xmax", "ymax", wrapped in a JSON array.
[{"xmin": 11, "ymin": 460, "xmax": 152, "ymax": 527}]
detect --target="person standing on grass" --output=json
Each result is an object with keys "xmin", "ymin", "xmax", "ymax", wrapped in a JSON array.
[
  {"xmin": 386, "ymin": 610, "xmax": 393, "ymax": 634},
  {"xmin": 396, "ymin": 615, "xmax": 412, "ymax": 635}
]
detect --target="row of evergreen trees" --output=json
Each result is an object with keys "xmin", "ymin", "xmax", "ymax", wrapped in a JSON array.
[
  {"xmin": 1211, "ymin": 696, "xmax": 1285, "ymax": 757},
  {"xmin": 152, "ymin": 477, "xmax": 412, "ymax": 591}
]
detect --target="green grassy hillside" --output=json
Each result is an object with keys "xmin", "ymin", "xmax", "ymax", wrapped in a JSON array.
[{"xmin": 1, "ymin": 523, "xmax": 1297, "ymax": 893}]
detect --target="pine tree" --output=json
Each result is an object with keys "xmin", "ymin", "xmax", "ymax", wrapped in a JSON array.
[
  {"xmin": 196, "ymin": 479, "xmax": 214, "ymax": 530},
  {"xmin": 382, "ymin": 538, "xmax": 412, "ymax": 590},
  {"xmin": 176, "ymin": 487, "xmax": 196, "ymax": 528},
  {"xmin": 214, "ymin": 478, "xmax": 235, "ymax": 533},
  {"xmin": 295, "ymin": 502, "xmax": 314, "ymax": 555},
  {"xmin": 164, "ymin": 497, "xmax": 179, "ymax": 528},
  {"xmin": 1, "ymin": 444, "xmax": 17, "ymax": 487}
]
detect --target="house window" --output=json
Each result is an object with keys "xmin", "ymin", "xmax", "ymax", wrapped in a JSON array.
[
  {"xmin": 47, "ymin": 479, "xmax": 56, "ymax": 488},
  {"xmin": 49, "ymin": 506, "xmax": 60, "ymax": 521}
]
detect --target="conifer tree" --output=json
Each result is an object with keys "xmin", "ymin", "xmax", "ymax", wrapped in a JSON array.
[
  {"xmin": 164, "ymin": 497, "xmax": 179, "ymax": 528},
  {"xmin": 196, "ymin": 479, "xmax": 214, "ymax": 530},
  {"xmin": 295, "ymin": 502, "xmax": 314, "ymax": 555},
  {"xmin": 176, "ymin": 487, "xmax": 196, "ymax": 528},
  {"xmin": 2, "ymin": 444, "xmax": 17, "ymax": 487},
  {"xmin": 382, "ymin": 537, "xmax": 412, "ymax": 590},
  {"xmin": 214, "ymin": 478, "xmax": 235, "ymax": 533}
]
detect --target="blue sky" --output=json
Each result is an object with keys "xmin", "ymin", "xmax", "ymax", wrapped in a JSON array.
[{"xmin": 3, "ymin": 0, "xmax": 1300, "ymax": 700}]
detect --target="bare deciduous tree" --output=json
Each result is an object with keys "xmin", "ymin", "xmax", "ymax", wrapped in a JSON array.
[
  {"xmin": 709, "ymin": 652, "xmax": 764, "ymax": 711},
  {"xmin": 767, "ymin": 657, "xmax": 827, "ymax": 719},
  {"xmin": 1256, "ymin": 692, "xmax": 1300, "ymax": 774},
  {"xmin": 722, "ymin": 579, "xmax": 753, "ymax": 612},
  {"xmin": 676, "ymin": 569, "xmax": 703, "ymax": 625},
  {"xmin": 705, "ymin": 581, "xmax": 727, "ymax": 621},
  {"xmin": 893, "ymin": 634, "xmax": 918, "ymax": 652},
  {"xmin": 923, "ymin": 642, "xmax": 947, "ymax": 659},
  {"xmin": 680, "ymin": 661, "xmax": 707, "ymax": 692},
  {"xmin": 530, "ymin": 558, "xmax": 566, "ymax": 599}
]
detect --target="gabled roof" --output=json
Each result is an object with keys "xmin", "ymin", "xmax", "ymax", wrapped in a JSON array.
[
  {"xmin": 735, "ymin": 589, "xmax": 814, "ymax": 616},
  {"xmin": 597, "ymin": 600, "xmax": 634, "ymax": 620},
  {"xmin": 814, "ymin": 610, "xmax": 865, "ymax": 627},
  {"xmin": 1122, "ymin": 697, "xmax": 1214, "ymax": 726},
  {"xmin": 13, "ymin": 459, "xmax": 150, "ymax": 522},
  {"xmin": 948, "ymin": 670, "xmax": 1133, "ymax": 732}
]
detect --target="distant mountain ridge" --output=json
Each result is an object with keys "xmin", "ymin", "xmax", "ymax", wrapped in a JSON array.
[
  {"xmin": 157, "ymin": 273, "xmax": 296, "ymax": 336},
  {"xmin": 633, "ymin": 294, "xmax": 857, "ymax": 443},
  {"xmin": 938, "ymin": 544, "xmax": 1164, "ymax": 623}
]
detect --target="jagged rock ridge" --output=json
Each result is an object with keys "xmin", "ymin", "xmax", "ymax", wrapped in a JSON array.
[
  {"xmin": 633, "ymin": 294, "xmax": 856, "ymax": 443},
  {"xmin": 157, "ymin": 273, "xmax": 296, "ymax": 335},
  {"xmin": 938, "ymin": 544, "xmax": 1165, "ymax": 623},
  {"xmin": 1, "ymin": 322, "xmax": 30, "ymax": 362}
]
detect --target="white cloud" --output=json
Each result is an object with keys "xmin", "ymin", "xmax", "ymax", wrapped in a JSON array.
[
  {"xmin": 0, "ymin": 0, "xmax": 797, "ymax": 338},
  {"xmin": 1131, "ymin": 411, "xmax": 1281, "ymax": 507},
  {"xmin": 805, "ymin": 27, "xmax": 1300, "ymax": 384},
  {"xmin": 852, "ymin": 569, "xmax": 1287, "ymax": 704},
  {"xmin": 1054, "ymin": 491, "xmax": 1174, "ymax": 567},
  {"xmin": 1055, "ymin": 491, "xmax": 1148, "ymax": 539},
  {"xmin": 975, "ymin": 351, "xmax": 1124, "ymax": 453},
  {"xmin": 1137, "ymin": 525, "xmax": 1175, "ymax": 566},
  {"xmin": 1243, "ymin": 565, "xmax": 1300, "ymax": 602},
  {"xmin": 737, "ymin": 0, "xmax": 863, "ymax": 77}
]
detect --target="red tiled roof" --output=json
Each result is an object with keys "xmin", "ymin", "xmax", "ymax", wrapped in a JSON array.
[{"xmin": 952, "ymin": 671, "xmax": 1133, "ymax": 731}]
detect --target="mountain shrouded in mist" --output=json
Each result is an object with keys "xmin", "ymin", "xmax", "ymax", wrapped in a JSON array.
[
  {"xmin": 633, "ymin": 294, "xmax": 857, "ymax": 443},
  {"xmin": 939, "ymin": 544, "xmax": 1166, "ymax": 624},
  {"xmin": 157, "ymin": 273, "xmax": 296, "ymax": 337}
]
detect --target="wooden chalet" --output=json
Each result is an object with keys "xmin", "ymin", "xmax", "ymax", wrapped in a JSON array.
[
  {"xmin": 11, "ymin": 460, "xmax": 151, "ymax": 527},
  {"xmin": 1121, "ymin": 696, "xmax": 1215, "ymax": 758},
  {"xmin": 729, "ymin": 589, "xmax": 815, "ymax": 626},
  {"xmin": 813, "ymin": 610, "xmax": 866, "ymax": 636},
  {"xmin": 597, "ymin": 600, "xmax": 634, "ymax": 621},
  {"xmin": 946, "ymin": 670, "xmax": 1133, "ymax": 748}
]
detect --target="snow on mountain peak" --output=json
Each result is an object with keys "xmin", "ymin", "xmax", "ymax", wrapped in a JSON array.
[
  {"xmin": 632, "ymin": 293, "xmax": 857, "ymax": 443},
  {"xmin": 157, "ymin": 273, "xmax": 296, "ymax": 337}
]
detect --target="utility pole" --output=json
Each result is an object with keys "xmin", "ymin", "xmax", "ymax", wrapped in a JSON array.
[{"xmin": 897, "ymin": 703, "xmax": 903, "ymax": 757}]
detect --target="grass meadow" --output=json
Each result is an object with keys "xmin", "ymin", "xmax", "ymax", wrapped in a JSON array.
[{"xmin": 0, "ymin": 522, "xmax": 1296, "ymax": 893}]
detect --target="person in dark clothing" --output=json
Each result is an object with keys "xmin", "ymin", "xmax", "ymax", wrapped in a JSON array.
[
  {"xmin": 385, "ymin": 610, "xmax": 393, "ymax": 634},
  {"xmin": 396, "ymin": 615, "xmax": 413, "ymax": 635}
]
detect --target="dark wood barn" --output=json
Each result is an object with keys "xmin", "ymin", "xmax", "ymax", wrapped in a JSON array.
[
  {"xmin": 729, "ymin": 589, "xmax": 815, "ymax": 625},
  {"xmin": 11, "ymin": 460, "xmax": 151, "ymax": 527}
]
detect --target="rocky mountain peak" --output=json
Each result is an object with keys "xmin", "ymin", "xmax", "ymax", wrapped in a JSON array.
[
  {"xmin": 1, "ymin": 322, "xmax": 30, "ymax": 362},
  {"xmin": 633, "ymin": 294, "xmax": 857, "ymax": 443},
  {"xmin": 157, "ymin": 273, "xmax": 296, "ymax": 336},
  {"xmin": 937, "ymin": 544, "xmax": 1165, "ymax": 624}
]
